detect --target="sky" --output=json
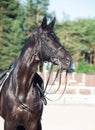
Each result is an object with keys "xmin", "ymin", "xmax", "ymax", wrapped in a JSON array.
[{"xmin": 49, "ymin": 0, "xmax": 95, "ymax": 21}]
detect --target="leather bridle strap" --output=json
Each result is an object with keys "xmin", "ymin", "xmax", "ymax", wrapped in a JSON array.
[
  {"xmin": 45, "ymin": 70, "xmax": 68, "ymax": 102},
  {"xmin": 37, "ymin": 28, "xmax": 63, "ymax": 64}
]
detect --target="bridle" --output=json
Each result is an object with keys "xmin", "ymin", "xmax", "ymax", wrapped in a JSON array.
[
  {"xmin": 36, "ymin": 26, "xmax": 69, "ymax": 102},
  {"xmin": 37, "ymin": 26, "xmax": 64, "ymax": 67}
]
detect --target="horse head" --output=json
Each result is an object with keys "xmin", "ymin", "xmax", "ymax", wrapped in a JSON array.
[{"xmin": 34, "ymin": 17, "xmax": 72, "ymax": 70}]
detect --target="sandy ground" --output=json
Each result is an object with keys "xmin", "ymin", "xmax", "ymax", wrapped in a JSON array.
[
  {"xmin": 0, "ymin": 117, "xmax": 4, "ymax": 130},
  {"xmin": 0, "ymin": 104, "xmax": 95, "ymax": 130},
  {"xmin": 42, "ymin": 104, "xmax": 95, "ymax": 130}
]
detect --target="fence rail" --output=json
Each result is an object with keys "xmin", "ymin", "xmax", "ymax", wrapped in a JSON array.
[{"xmin": 46, "ymin": 85, "xmax": 95, "ymax": 105}]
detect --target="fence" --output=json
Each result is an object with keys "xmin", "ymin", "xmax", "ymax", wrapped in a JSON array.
[
  {"xmin": 39, "ymin": 72, "xmax": 95, "ymax": 104},
  {"xmin": 39, "ymin": 72, "xmax": 95, "ymax": 86}
]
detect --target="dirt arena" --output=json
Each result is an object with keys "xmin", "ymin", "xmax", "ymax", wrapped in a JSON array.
[
  {"xmin": 0, "ymin": 104, "xmax": 95, "ymax": 130},
  {"xmin": 42, "ymin": 104, "xmax": 95, "ymax": 130}
]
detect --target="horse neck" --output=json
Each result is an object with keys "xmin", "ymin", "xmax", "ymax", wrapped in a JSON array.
[{"xmin": 13, "ymin": 36, "xmax": 40, "ymax": 97}]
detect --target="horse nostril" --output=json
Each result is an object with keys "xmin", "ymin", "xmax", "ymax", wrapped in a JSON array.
[
  {"xmin": 66, "ymin": 58, "xmax": 70, "ymax": 64},
  {"xmin": 66, "ymin": 58, "xmax": 70, "ymax": 62},
  {"xmin": 16, "ymin": 125, "xmax": 26, "ymax": 130}
]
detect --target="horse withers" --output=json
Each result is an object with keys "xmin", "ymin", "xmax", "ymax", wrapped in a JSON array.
[{"xmin": 0, "ymin": 17, "xmax": 72, "ymax": 130}]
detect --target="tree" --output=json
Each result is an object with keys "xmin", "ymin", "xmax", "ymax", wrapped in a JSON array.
[
  {"xmin": 0, "ymin": 0, "xmax": 25, "ymax": 69},
  {"xmin": 25, "ymin": 0, "xmax": 50, "ymax": 36},
  {"xmin": 56, "ymin": 18, "xmax": 95, "ymax": 64}
]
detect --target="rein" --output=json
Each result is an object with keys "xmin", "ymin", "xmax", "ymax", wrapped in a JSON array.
[
  {"xmin": 45, "ymin": 68, "xmax": 62, "ymax": 95},
  {"xmin": 45, "ymin": 70, "xmax": 68, "ymax": 102},
  {"xmin": 37, "ymin": 28, "xmax": 68, "ymax": 103}
]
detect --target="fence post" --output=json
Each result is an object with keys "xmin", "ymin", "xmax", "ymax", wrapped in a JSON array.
[{"xmin": 82, "ymin": 73, "xmax": 86, "ymax": 86}]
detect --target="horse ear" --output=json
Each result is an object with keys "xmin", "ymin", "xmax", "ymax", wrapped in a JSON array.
[
  {"xmin": 41, "ymin": 16, "xmax": 47, "ymax": 29},
  {"xmin": 48, "ymin": 17, "xmax": 56, "ymax": 28}
]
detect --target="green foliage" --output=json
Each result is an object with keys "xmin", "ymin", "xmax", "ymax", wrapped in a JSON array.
[
  {"xmin": 25, "ymin": 0, "xmax": 50, "ymax": 35},
  {"xmin": 76, "ymin": 61, "xmax": 89, "ymax": 73},
  {"xmin": 0, "ymin": 0, "xmax": 25, "ymax": 69},
  {"xmin": 55, "ymin": 18, "xmax": 95, "ymax": 73},
  {"xmin": 56, "ymin": 18, "xmax": 95, "ymax": 63},
  {"xmin": 76, "ymin": 61, "xmax": 95, "ymax": 73}
]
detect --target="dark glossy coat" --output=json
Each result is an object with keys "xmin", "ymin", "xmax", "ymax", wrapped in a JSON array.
[{"xmin": 0, "ymin": 17, "xmax": 72, "ymax": 130}]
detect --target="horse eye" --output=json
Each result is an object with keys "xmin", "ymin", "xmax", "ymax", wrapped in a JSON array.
[{"xmin": 50, "ymin": 32, "xmax": 54, "ymax": 35}]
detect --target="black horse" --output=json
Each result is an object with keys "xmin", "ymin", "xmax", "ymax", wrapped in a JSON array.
[{"xmin": 0, "ymin": 17, "xmax": 72, "ymax": 130}]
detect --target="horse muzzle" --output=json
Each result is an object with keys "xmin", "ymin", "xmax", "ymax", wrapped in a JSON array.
[{"xmin": 51, "ymin": 55, "xmax": 72, "ymax": 70}]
